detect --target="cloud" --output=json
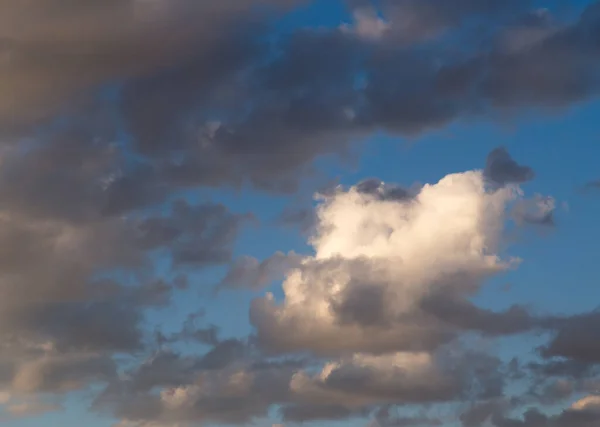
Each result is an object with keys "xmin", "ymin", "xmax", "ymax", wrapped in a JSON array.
[
  {"xmin": 541, "ymin": 311, "xmax": 600, "ymax": 363},
  {"xmin": 11, "ymin": 353, "xmax": 115, "ymax": 394},
  {"xmin": 571, "ymin": 395, "xmax": 600, "ymax": 413},
  {"xmin": 0, "ymin": 2, "xmax": 598, "ymax": 426},
  {"xmin": 584, "ymin": 179, "xmax": 600, "ymax": 190},
  {"xmin": 491, "ymin": 405, "xmax": 600, "ymax": 427},
  {"xmin": 460, "ymin": 398, "xmax": 516, "ymax": 427},
  {"xmin": 289, "ymin": 350, "xmax": 505, "ymax": 408},
  {"xmin": 373, "ymin": 406, "xmax": 444, "ymax": 427},
  {"xmin": 0, "ymin": 0, "xmax": 300, "ymax": 131},
  {"xmin": 3, "ymin": 400, "xmax": 61, "ymax": 419},
  {"xmin": 280, "ymin": 403, "xmax": 363, "ymax": 423},
  {"xmin": 341, "ymin": 8, "xmax": 390, "ymax": 41},
  {"xmin": 96, "ymin": 355, "xmax": 297, "ymax": 426},
  {"xmin": 1, "ymin": 1, "xmax": 599, "ymax": 201},
  {"xmin": 251, "ymin": 169, "xmax": 523, "ymax": 356},
  {"xmin": 218, "ymin": 252, "xmax": 303, "ymax": 292},
  {"xmin": 484, "ymin": 147, "xmax": 535, "ymax": 187},
  {"xmin": 512, "ymin": 194, "xmax": 556, "ymax": 227}
]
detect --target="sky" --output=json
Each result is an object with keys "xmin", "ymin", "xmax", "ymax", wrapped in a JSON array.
[{"xmin": 1, "ymin": 1, "xmax": 600, "ymax": 426}]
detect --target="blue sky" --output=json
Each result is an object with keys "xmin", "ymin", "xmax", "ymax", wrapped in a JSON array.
[{"xmin": 1, "ymin": 1, "xmax": 600, "ymax": 427}]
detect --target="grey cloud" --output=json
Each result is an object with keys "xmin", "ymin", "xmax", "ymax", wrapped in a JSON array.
[
  {"xmin": 181, "ymin": 1, "xmax": 600, "ymax": 191},
  {"xmin": 331, "ymin": 283, "xmax": 393, "ymax": 328},
  {"xmin": 460, "ymin": 399, "xmax": 516, "ymax": 427},
  {"xmin": 28, "ymin": 0, "xmax": 595, "ymax": 201},
  {"xmin": 0, "ymin": 1, "xmax": 597, "ymax": 222},
  {"xmin": 419, "ymin": 293, "xmax": 538, "ymax": 336},
  {"xmin": 492, "ymin": 407, "xmax": 600, "ymax": 427},
  {"xmin": 280, "ymin": 404, "xmax": 363, "ymax": 423},
  {"xmin": 541, "ymin": 311, "xmax": 600, "ymax": 363},
  {"xmin": 218, "ymin": 252, "xmax": 302, "ymax": 292},
  {"xmin": 355, "ymin": 178, "xmax": 414, "ymax": 202},
  {"xmin": 373, "ymin": 409, "xmax": 444, "ymax": 427},
  {"xmin": 484, "ymin": 147, "xmax": 535, "ymax": 187},
  {"xmin": 96, "ymin": 353, "xmax": 298, "ymax": 426},
  {"xmin": 0, "ymin": 0, "xmax": 300, "ymax": 131},
  {"xmin": 375, "ymin": 409, "xmax": 444, "ymax": 427},
  {"xmin": 526, "ymin": 359, "xmax": 596, "ymax": 379},
  {"xmin": 584, "ymin": 179, "xmax": 600, "ymax": 190},
  {"xmin": 535, "ymin": 379, "xmax": 575, "ymax": 404},
  {"xmin": 11, "ymin": 353, "xmax": 116, "ymax": 394},
  {"xmin": 164, "ymin": 312, "xmax": 220, "ymax": 347},
  {"xmin": 0, "ymin": 199, "xmax": 246, "ymax": 354},
  {"xmin": 276, "ymin": 206, "xmax": 316, "ymax": 232},
  {"xmin": 22, "ymin": 300, "xmax": 144, "ymax": 353},
  {"xmin": 196, "ymin": 339, "xmax": 248, "ymax": 371},
  {"xmin": 125, "ymin": 350, "xmax": 200, "ymax": 392},
  {"xmin": 137, "ymin": 199, "xmax": 251, "ymax": 267},
  {"xmin": 0, "ymin": 1, "xmax": 599, "ymax": 202},
  {"xmin": 112, "ymin": 339, "xmax": 249, "ymax": 395},
  {"xmin": 512, "ymin": 195, "xmax": 556, "ymax": 227},
  {"xmin": 524, "ymin": 357, "xmax": 600, "ymax": 405}
]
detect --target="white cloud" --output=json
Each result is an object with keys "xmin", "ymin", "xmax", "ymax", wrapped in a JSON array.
[{"xmin": 251, "ymin": 170, "xmax": 520, "ymax": 355}]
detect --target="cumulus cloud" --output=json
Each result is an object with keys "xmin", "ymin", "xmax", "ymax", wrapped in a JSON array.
[{"xmin": 251, "ymin": 169, "xmax": 522, "ymax": 356}]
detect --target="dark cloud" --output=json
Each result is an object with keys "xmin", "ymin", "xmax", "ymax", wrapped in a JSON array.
[
  {"xmin": 4, "ymin": 0, "xmax": 596, "ymax": 200},
  {"xmin": 137, "ymin": 199, "xmax": 251, "ymax": 267},
  {"xmin": 585, "ymin": 180, "xmax": 600, "ymax": 189},
  {"xmin": 526, "ymin": 359, "xmax": 596, "ymax": 379},
  {"xmin": 0, "ymin": 197, "xmax": 248, "ymax": 355},
  {"xmin": 460, "ymin": 399, "xmax": 516, "ymax": 427},
  {"xmin": 217, "ymin": 252, "xmax": 302, "ymax": 292},
  {"xmin": 484, "ymin": 147, "xmax": 535, "ymax": 187},
  {"xmin": 94, "ymin": 351, "xmax": 298, "ymax": 426},
  {"xmin": 331, "ymin": 283, "xmax": 394, "ymax": 328},
  {"xmin": 375, "ymin": 409, "xmax": 444, "ymax": 427},
  {"xmin": 535, "ymin": 379, "xmax": 575, "ymax": 404},
  {"xmin": 541, "ymin": 311, "xmax": 600, "ymax": 363},
  {"xmin": 355, "ymin": 178, "xmax": 414, "ymax": 202},
  {"xmin": 276, "ymin": 206, "xmax": 316, "ymax": 232},
  {"xmin": 196, "ymin": 339, "xmax": 248, "ymax": 371},
  {"xmin": 0, "ymin": 0, "xmax": 300, "ymax": 130},
  {"xmin": 162, "ymin": 312, "xmax": 221, "ymax": 347},
  {"xmin": 280, "ymin": 403, "xmax": 362, "ymax": 423},
  {"xmin": 420, "ymin": 293, "xmax": 538, "ymax": 336},
  {"xmin": 492, "ymin": 407, "xmax": 600, "ymax": 427}
]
